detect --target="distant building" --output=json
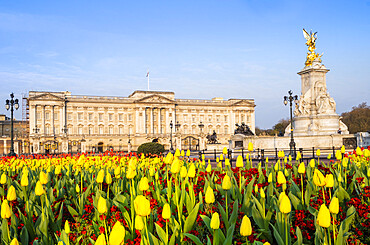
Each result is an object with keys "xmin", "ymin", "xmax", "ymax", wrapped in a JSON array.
[
  {"xmin": 0, "ymin": 114, "xmax": 29, "ymax": 155},
  {"xmin": 27, "ymin": 90, "xmax": 256, "ymax": 154}
]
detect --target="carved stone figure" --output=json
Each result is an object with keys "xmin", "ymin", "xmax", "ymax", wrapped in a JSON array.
[
  {"xmin": 303, "ymin": 29, "xmax": 322, "ymax": 66},
  {"xmin": 234, "ymin": 122, "xmax": 254, "ymax": 136},
  {"xmin": 206, "ymin": 130, "xmax": 218, "ymax": 144}
]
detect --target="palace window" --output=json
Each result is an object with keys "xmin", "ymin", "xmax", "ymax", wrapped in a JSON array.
[
  {"xmin": 68, "ymin": 113, "xmax": 72, "ymax": 120},
  {"xmin": 37, "ymin": 113, "xmax": 41, "ymax": 121},
  {"xmin": 54, "ymin": 113, "xmax": 58, "ymax": 120},
  {"xmin": 109, "ymin": 114, "xmax": 113, "ymax": 121},
  {"xmin": 88, "ymin": 127, "xmax": 93, "ymax": 135},
  {"xmin": 208, "ymin": 115, "xmax": 212, "ymax": 122},
  {"xmin": 99, "ymin": 127, "xmax": 103, "ymax": 135},
  {"xmin": 241, "ymin": 114, "xmax": 244, "ymax": 123},
  {"xmin": 224, "ymin": 126, "xmax": 228, "ymax": 135},
  {"xmin": 184, "ymin": 115, "xmax": 188, "ymax": 122},
  {"xmin": 88, "ymin": 113, "xmax": 93, "ymax": 121},
  {"xmin": 224, "ymin": 115, "xmax": 228, "ymax": 122},
  {"xmin": 216, "ymin": 115, "xmax": 220, "ymax": 122},
  {"xmin": 128, "ymin": 114, "xmax": 132, "ymax": 121},
  {"xmin": 78, "ymin": 127, "xmax": 83, "ymax": 135},
  {"xmin": 119, "ymin": 114, "xmax": 123, "ymax": 121},
  {"xmin": 192, "ymin": 115, "xmax": 196, "ymax": 122},
  {"xmin": 99, "ymin": 114, "xmax": 103, "ymax": 122},
  {"xmin": 78, "ymin": 113, "xmax": 83, "ymax": 121},
  {"xmin": 45, "ymin": 112, "xmax": 50, "ymax": 120},
  {"xmin": 109, "ymin": 127, "xmax": 113, "ymax": 134},
  {"xmin": 119, "ymin": 126, "xmax": 123, "ymax": 135},
  {"xmin": 45, "ymin": 126, "xmax": 49, "ymax": 135}
]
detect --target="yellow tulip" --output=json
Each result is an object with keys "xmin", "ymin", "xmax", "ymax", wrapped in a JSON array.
[
  {"xmin": 260, "ymin": 188, "xmax": 266, "ymax": 198},
  {"xmin": 170, "ymin": 158, "xmax": 180, "ymax": 174},
  {"xmin": 202, "ymin": 154, "xmax": 205, "ymax": 160},
  {"xmin": 205, "ymin": 186, "xmax": 215, "ymax": 204},
  {"xmin": 223, "ymin": 147, "xmax": 228, "ymax": 155},
  {"xmin": 277, "ymin": 171, "xmax": 286, "ymax": 184},
  {"xmin": 10, "ymin": 238, "xmax": 19, "ymax": 245},
  {"xmin": 96, "ymin": 169, "xmax": 105, "ymax": 183},
  {"xmin": 329, "ymin": 197, "xmax": 339, "ymax": 214},
  {"xmin": 284, "ymin": 156, "xmax": 287, "ymax": 164},
  {"xmin": 206, "ymin": 163, "xmax": 212, "ymax": 173},
  {"xmin": 240, "ymin": 215, "xmax": 252, "ymax": 236},
  {"xmin": 40, "ymin": 171, "xmax": 48, "ymax": 185},
  {"xmin": 364, "ymin": 149, "xmax": 370, "ymax": 157},
  {"xmin": 263, "ymin": 243, "xmax": 271, "ymax": 245},
  {"xmin": 340, "ymin": 145, "xmax": 345, "ymax": 154},
  {"xmin": 181, "ymin": 150, "xmax": 185, "ymax": 157},
  {"xmin": 106, "ymin": 172, "xmax": 112, "ymax": 185},
  {"xmin": 7, "ymin": 185, "xmax": 16, "ymax": 201},
  {"xmin": 343, "ymin": 157, "xmax": 348, "ymax": 168},
  {"xmin": 313, "ymin": 169, "xmax": 326, "ymax": 187},
  {"xmin": 55, "ymin": 165, "xmax": 62, "ymax": 175},
  {"xmin": 134, "ymin": 195, "xmax": 151, "ymax": 216},
  {"xmin": 0, "ymin": 173, "xmax": 7, "ymax": 184},
  {"xmin": 57, "ymin": 241, "xmax": 64, "ymax": 245},
  {"xmin": 296, "ymin": 152, "xmax": 301, "ymax": 161},
  {"xmin": 1, "ymin": 199, "xmax": 11, "ymax": 219},
  {"xmin": 210, "ymin": 212, "xmax": 220, "ymax": 229},
  {"xmin": 126, "ymin": 167, "xmax": 137, "ymax": 179},
  {"xmin": 236, "ymin": 155, "xmax": 244, "ymax": 168},
  {"xmin": 149, "ymin": 167, "xmax": 155, "ymax": 177},
  {"xmin": 65, "ymin": 220, "xmax": 71, "ymax": 234},
  {"xmin": 325, "ymin": 174, "xmax": 334, "ymax": 188},
  {"xmin": 21, "ymin": 172, "xmax": 29, "ymax": 187},
  {"xmin": 248, "ymin": 142, "xmax": 253, "ymax": 152},
  {"xmin": 174, "ymin": 149, "xmax": 180, "ymax": 157},
  {"xmin": 180, "ymin": 166, "xmax": 187, "ymax": 178},
  {"xmin": 316, "ymin": 149, "xmax": 321, "ymax": 157},
  {"xmin": 274, "ymin": 161, "xmax": 279, "ymax": 171},
  {"xmin": 95, "ymin": 234, "xmax": 107, "ymax": 245},
  {"xmin": 139, "ymin": 177, "xmax": 149, "ymax": 191},
  {"xmin": 222, "ymin": 175, "xmax": 232, "ymax": 190},
  {"xmin": 188, "ymin": 164, "xmax": 196, "ymax": 178},
  {"xmin": 268, "ymin": 173, "xmax": 273, "ymax": 183},
  {"xmin": 98, "ymin": 196, "xmax": 107, "ymax": 214},
  {"xmin": 327, "ymin": 154, "xmax": 331, "ymax": 160},
  {"xmin": 279, "ymin": 194, "xmax": 291, "ymax": 214},
  {"xmin": 135, "ymin": 215, "xmax": 144, "ymax": 230},
  {"xmin": 335, "ymin": 150, "xmax": 342, "ymax": 160},
  {"xmin": 162, "ymin": 203, "xmax": 171, "ymax": 220},
  {"xmin": 76, "ymin": 185, "xmax": 80, "ymax": 193},
  {"xmin": 109, "ymin": 221, "xmax": 126, "ymax": 245},
  {"xmin": 35, "ymin": 181, "xmax": 45, "ymax": 196},
  {"xmin": 317, "ymin": 204, "xmax": 331, "ymax": 228},
  {"xmin": 220, "ymin": 154, "xmax": 224, "ymax": 161},
  {"xmin": 309, "ymin": 159, "xmax": 315, "ymax": 168},
  {"xmin": 225, "ymin": 159, "xmax": 230, "ymax": 166},
  {"xmin": 298, "ymin": 162, "xmax": 305, "ymax": 174},
  {"xmin": 186, "ymin": 149, "xmax": 190, "ymax": 157},
  {"xmin": 338, "ymin": 173, "xmax": 342, "ymax": 182}
]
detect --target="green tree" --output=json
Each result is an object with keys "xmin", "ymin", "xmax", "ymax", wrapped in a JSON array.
[
  {"xmin": 341, "ymin": 102, "xmax": 370, "ymax": 134},
  {"xmin": 273, "ymin": 118, "xmax": 290, "ymax": 135}
]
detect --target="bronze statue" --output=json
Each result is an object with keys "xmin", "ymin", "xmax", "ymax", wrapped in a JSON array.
[
  {"xmin": 234, "ymin": 122, "xmax": 254, "ymax": 136},
  {"xmin": 206, "ymin": 130, "xmax": 218, "ymax": 144},
  {"xmin": 303, "ymin": 28, "xmax": 322, "ymax": 66}
]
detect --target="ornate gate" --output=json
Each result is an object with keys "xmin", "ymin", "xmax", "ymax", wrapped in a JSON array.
[{"xmin": 182, "ymin": 136, "xmax": 199, "ymax": 151}]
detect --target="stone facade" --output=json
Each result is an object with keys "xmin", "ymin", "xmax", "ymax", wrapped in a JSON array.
[{"xmin": 27, "ymin": 90, "xmax": 255, "ymax": 154}]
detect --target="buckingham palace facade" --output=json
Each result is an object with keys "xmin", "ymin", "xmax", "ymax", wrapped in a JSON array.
[{"xmin": 27, "ymin": 90, "xmax": 255, "ymax": 154}]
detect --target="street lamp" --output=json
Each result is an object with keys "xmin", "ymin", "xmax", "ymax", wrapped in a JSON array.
[
  {"xmin": 283, "ymin": 90, "xmax": 299, "ymax": 157},
  {"xmin": 5, "ymin": 93, "xmax": 19, "ymax": 156},
  {"xmin": 169, "ymin": 120, "xmax": 173, "ymax": 151}
]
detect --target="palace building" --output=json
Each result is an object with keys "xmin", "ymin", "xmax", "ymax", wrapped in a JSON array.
[{"xmin": 27, "ymin": 90, "xmax": 255, "ymax": 154}]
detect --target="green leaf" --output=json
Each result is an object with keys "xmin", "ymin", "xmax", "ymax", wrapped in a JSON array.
[
  {"xmin": 155, "ymin": 223, "xmax": 167, "ymax": 243},
  {"xmin": 271, "ymin": 224, "xmax": 285, "ymax": 245},
  {"xmin": 184, "ymin": 233, "xmax": 203, "ymax": 245},
  {"xmin": 20, "ymin": 226, "xmax": 29, "ymax": 245},
  {"xmin": 67, "ymin": 205, "xmax": 79, "ymax": 221},
  {"xmin": 183, "ymin": 203, "xmax": 200, "ymax": 233}
]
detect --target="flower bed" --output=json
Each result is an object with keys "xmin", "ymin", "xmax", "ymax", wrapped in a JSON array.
[{"xmin": 0, "ymin": 145, "xmax": 369, "ymax": 245}]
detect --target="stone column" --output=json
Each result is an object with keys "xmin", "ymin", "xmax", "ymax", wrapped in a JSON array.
[
  {"xmin": 144, "ymin": 107, "xmax": 147, "ymax": 134},
  {"xmin": 52, "ymin": 106, "xmax": 55, "ymax": 136},
  {"xmin": 158, "ymin": 108, "xmax": 161, "ymax": 134},
  {"xmin": 136, "ymin": 109, "xmax": 140, "ymax": 133},
  {"xmin": 42, "ymin": 105, "xmax": 45, "ymax": 135},
  {"xmin": 4, "ymin": 140, "xmax": 7, "ymax": 155},
  {"xmin": 150, "ymin": 108, "xmax": 154, "ymax": 134}
]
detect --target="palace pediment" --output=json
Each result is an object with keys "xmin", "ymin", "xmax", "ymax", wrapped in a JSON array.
[
  {"xmin": 29, "ymin": 92, "xmax": 65, "ymax": 101},
  {"xmin": 135, "ymin": 95, "xmax": 174, "ymax": 104},
  {"xmin": 230, "ymin": 100, "xmax": 255, "ymax": 107}
]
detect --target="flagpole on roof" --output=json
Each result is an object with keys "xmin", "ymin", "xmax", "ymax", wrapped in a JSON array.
[{"xmin": 146, "ymin": 70, "xmax": 150, "ymax": 91}]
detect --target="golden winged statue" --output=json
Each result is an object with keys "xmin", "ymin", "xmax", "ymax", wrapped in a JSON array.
[{"xmin": 303, "ymin": 28, "xmax": 322, "ymax": 66}]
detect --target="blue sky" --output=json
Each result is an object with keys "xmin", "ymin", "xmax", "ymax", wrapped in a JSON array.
[{"xmin": 0, "ymin": 0, "xmax": 369, "ymax": 128}]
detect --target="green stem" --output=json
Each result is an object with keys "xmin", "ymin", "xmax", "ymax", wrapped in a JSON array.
[
  {"xmin": 166, "ymin": 221, "xmax": 168, "ymax": 245},
  {"xmin": 103, "ymin": 218, "xmax": 109, "ymax": 243},
  {"xmin": 333, "ymin": 214, "xmax": 336, "ymax": 243},
  {"xmin": 144, "ymin": 216, "xmax": 150, "ymax": 245},
  {"xmin": 239, "ymin": 170, "xmax": 242, "ymax": 193},
  {"xmin": 225, "ymin": 192, "xmax": 228, "ymax": 222},
  {"xmin": 285, "ymin": 213, "xmax": 288, "ymax": 245},
  {"xmin": 322, "ymin": 187, "xmax": 326, "ymax": 204},
  {"xmin": 301, "ymin": 174, "xmax": 304, "ymax": 205},
  {"xmin": 328, "ymin": 227, "xmax": 331, "ymax": 245}
]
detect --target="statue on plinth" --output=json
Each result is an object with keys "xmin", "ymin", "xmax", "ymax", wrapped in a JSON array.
[{"xmin": 303, "ymin": 29, "xmax": 323, "ymax": 67}]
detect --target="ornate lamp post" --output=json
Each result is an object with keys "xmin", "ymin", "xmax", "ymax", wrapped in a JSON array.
[
  {"xmin": 169, "ymin": 120, "xmax": 173, "ymax": 151},
  {"xmin": 284, "ymin": 90, "xmax": 299, "ymax": 157},
  {"xmin": 5, "ymin": 93, "xmax": 19, "ymax": 156},
  {"xmin": 198, "ymin": 121, "xmax": 204, "ymax": 151}
]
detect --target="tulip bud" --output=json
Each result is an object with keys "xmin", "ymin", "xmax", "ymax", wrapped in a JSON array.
[
  {"xmin": 335, "ymin": 150, "xmax": 342, "ymax": 160},
  {"xmin": 181, "ymin": 150, "xmax": 185, "ymax": 157},
  {"xmin": 7, "ymin": 185, "xmax": 16, "ymax": 202},
  {"xmin": 223, "ymin": 147, "xmax": 228, "ymax": 155},
  {"xmin": 180, "ymin": 166, "xmax": 187, "ymax": 178},
  {"xmin": 284, "ymin": 156, "xmax": 287, "ymax": 164},
  {"xmin": 98, "ymin": 196, "xmax": 107, "ymax": 214},
  {"xmin": 134, "ymin": 195, "xmax": 151, "ymax": 216},
  {"xmin": 268, "ymin": 173, "xmax": 273, "ymax": 183},
  {"xmin": 309, "ymin": 159, "xmax": 315, "ymax": 168},
  {"xmin": 114, "ymin": 166, "xmax": 121, "ymax": 177},
  {"xmin": 263, "ymin": 243, "xmax": 271, "ymax": 245},
  {"xmin": 21, "ymin": 172, "xmax": 29, "ymax": 187},
  {"xmin": 341, "ymin": 145, "xmax": 345, "ymax": 154},
  {"xmin": 188, "ymin": 164, "xmax": 196, "ymax": 178},
  {"xmin": 65, "ymin": 220, "xmax": 71, "ymax": 234},
  {"xmin": 55, "ymin": 165, "xmax": 62, "ymax": 175},
  {"xmin": 240, "ymin": 215, "xmax": 252, "ymax": 236},
  {"xmin": 279, "ymin": 194, "xmax": 291, "ymax": 214},
  {"xmin": 109, "ymin": 221, "xmax": 125, "ymax": 245},
  {"xmin": 174, "ymin": 149, "xmax": 180, "ymax": 157},
  {"xmin": 296, "ymin": 152, "xmax": 302, "ymax": 161},
  {"xmin": 329, "ymin": 197, "xmax": 339, "ymax": 214},
  {"xmin": 206, "ymin": 163, "xmax": 212, "ymax": 173},
  {"xmin": 298, "ymin": 162, "xmax": 305, "ymax": 174},
  {"xmin": 40, "ymin": 171, "xmax": 48, "ymax": 185},
  {"xmin": 313, "ymin": 169, "xmax": 326, "ymax": 187},
  {"xmin": 135, "ymin": 215, "xmax": 144, "ymax": 230},
  {"xmin": 202, "ymin": 154, "xmax": 205, "ymax": 160},
  {"xmin": 338, "ymin": 173, "xmax": 342, "ymax": 182},
  {"xmin": 265, "ymin": 157, "xmax": 269, "ymax": 163},
  {"xmin": 225, "ymin": 159, "xmax": 230, "ymax": 166},
  {"xmin": 95, "ymin": 234, "xmax": 107, "ymax": 245},
  {"xmin": 0, "ymin": 173, "xmax": 6, "ymax": 184},
  {"xmin": 277, "ymin": 171, "xmax": 286, "ymax": 184},
  {"xmin": 364, "ymin": 149, "xmax": 370, "ymax": 157},
  {"xmin": 162, "ymin": 203, "xmax": 171, "ymax": 220},
  {"xmin": 342, "ymin": 157, "xmax": 348, "ymax": 168},
  {"xmin": 316, "ymin": 149, "xmax": 321, "ymax": 157},
  {"xmin": 248, "ymin": 142, "xmax": 253, "ymax": 152},
  {"xmin": 76, "ymin": 185, "xmax": 80, "ymax": 193},
  {"xmin": 219, "ymin": 154, "xmax": 224, "ymax": 161},
  {"xmin": 1, "ymin": 199, "xmax": 11, "ymax": 219},
  {"xmin": 35, "ymin": 181, "xmax": 45, "ymax": 196},
  {"xmin": 96, "ymin": 169, "xmax": 105, "ymax": 183},
  {"xmin": 355, "ymin": 147, "xmax": 363, "ymax": 156},
  {"xmin": 222, "ymin": 175, "xmax": 232, "ymax": 190},
  {"xmin": 325, "ymin": 174, "xmax": 334, "ymax": 188},
  {"xmin": 210, "ymin": 212, "xmax": 220, "ymax": 229},
  {"xmin": 205, "ymin": 186, "xmax": 215, "ymax": 204},
  {"xmin": 106, "ymin": 172, "xmax": 112, "ymax": 185},
  {"xmin": 260, "ymin": 188, "xmax": 265, "ymax": 198},
  {"xmin": 274, "ymin": 161, "xmax": 279, "ymax": 171},
  {"xmin": 126, "ymin": 167, "xmax": 137, "ymax": 179},
  {"xmin": 10, "ymin": 238, "xmax": 19, "ymax": 245},
  {"xmin": 236, "ymin": 155, "xmax": 244, "ymax": 168},
  {"xmin": 186, "ymin": 149, "xmax": 190, "ymax": 157},
  {"xmin": 139, "ymin": 177, "xmax": 149, "ymax": 191},
  {"xmin": 327, "ymin": 154, "xmax": 331, "ymax": 160},
  {"xmin": 317, "ymin": 204, "xmax": 331, "ymax": 228},
  {"xmin": 170, "ymin": 158, "xmax": 180, "ymax": 174}
]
